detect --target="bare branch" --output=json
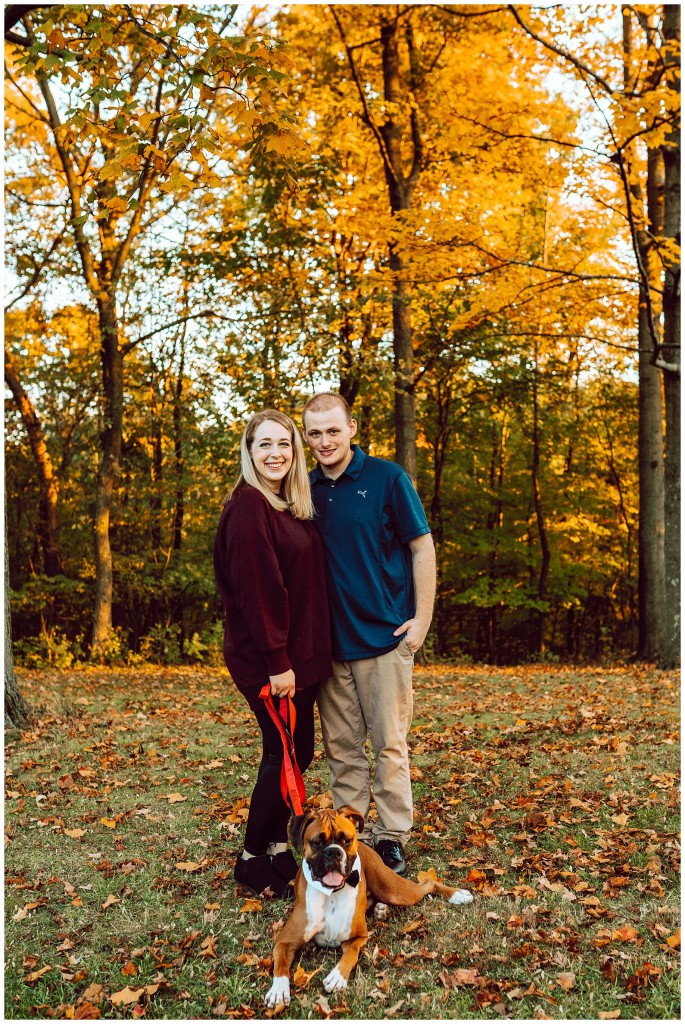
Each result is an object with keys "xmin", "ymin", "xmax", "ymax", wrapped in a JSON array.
[
  {"xmin": 328, "ymin": 5, "xmax": 400, "ymax": 193},
  {"xmin": 121, "ymin": 309, "xmax": 218, "ymax": 355},
  {"xmin": 4, "ymin": 228, "xmax": 67, "ymax": 311},
  {"xmin": 508, "ymin": 5, "xmax": 615, "ymax": 94}
]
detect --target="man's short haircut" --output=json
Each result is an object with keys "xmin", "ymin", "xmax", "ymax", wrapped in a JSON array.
[{"xmin": 302, "ymin": 392, "xmax": 352, "ymax": 426}]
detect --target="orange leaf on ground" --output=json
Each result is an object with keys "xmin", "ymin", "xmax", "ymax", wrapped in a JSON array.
[
  {"xmin": 110, "ymin": 984, "xmax": 159, "ymax": 1005},
  {"xmin": 199, "ymin": 935, "xmax": 218, "ymax": 958},
  {"xmin": 121, "ymin": 961, "xmax": 137, "ymax": 976},
  {"xmin": 240, "ymin": 898, "xmax": 262, "ymax": 913},
  {"xmin": 612, "ymin": 924, "xmax": 639, "ymax": 943},
  {"xmin": 64, "ymin": 828, "xmax": 86, "ymax": 838},
  {"xmin": 292, "ymin": 963, "xmax": 322, "ymax": 988},
  {"xmin": 100, "ymin": 818, "xmax": 117, "ymax": 829},
  {"xmin": 101, "ymin": 894, "xmax": 119, "ymax": 909},
  {"xmin": 399, "ymin": 917, "xmax": 424, "ymax": 935},
  {"xmin": 159, "ymin": 793, "xmax": 186, "ymax": 803},
  {"xmin": 74, "ymin": 1001, "xmax": 102, "ymax": 1019},
  {"xmin": 176, "ymin": 861, "xmax": 201, "ymax": 872},
  {"xmin": 417, "ymin": 867, "xmax": 438, "ymax": 883},
  {"xmin": 666, "ymin": 928, "xmax": 680, "ymax": 948},
  {"xmin": 598, "ymin": 1012, "xmax": 621, "ymax": 1020},
  {"xmin": 12, "ymin": 900, "xmax": 47, "ymax": 921},
  {"xmin": 23, "ymin": 965, "xmax": 52, "ymax": 984},
  {"xmin": 452, "ymin": 968, "xmax": 480, "ymax": 986},
  {"xmin": 556, "ymin": 972, "xmax": 576, "ymax": 991}
]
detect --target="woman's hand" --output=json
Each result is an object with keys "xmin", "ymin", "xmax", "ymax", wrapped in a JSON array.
[{"xmin": 269, "ymin": 669, "xmax": 296, "ymax": 698}]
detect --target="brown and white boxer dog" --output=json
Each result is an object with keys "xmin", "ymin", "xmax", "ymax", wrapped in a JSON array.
[{"xmin": 264, "ymin": 806, "xmax": 473, "ymax": 1007}]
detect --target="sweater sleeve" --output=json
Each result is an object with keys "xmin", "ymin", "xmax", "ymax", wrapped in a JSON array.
[{"xmin": 221, "ymin": 491, "xmax": 291, "ymax": 676}]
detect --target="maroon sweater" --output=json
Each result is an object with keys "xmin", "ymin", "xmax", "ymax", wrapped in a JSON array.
[{"xmin": 213, "ymin": 485, "xmax": 332, "ymax": 710}]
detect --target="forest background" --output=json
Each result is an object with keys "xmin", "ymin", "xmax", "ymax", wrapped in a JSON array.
[{"xmin": 4, "ymin": 3, "xmax": 681, "ymax": 680}]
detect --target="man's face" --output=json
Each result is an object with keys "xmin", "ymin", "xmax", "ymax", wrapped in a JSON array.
[{"xmin": 303, "ymin": 406, "xmax": 357, "ymax": 477}]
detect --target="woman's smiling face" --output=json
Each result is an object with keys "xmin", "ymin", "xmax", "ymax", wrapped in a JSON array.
[{"xmin": 250, "ymin": 419, "xmax": 294, "ymax": 493}]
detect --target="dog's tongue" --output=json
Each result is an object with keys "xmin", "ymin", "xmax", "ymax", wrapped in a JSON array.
[{"xmin": 322, "ymin": 870, "xmax": 345, "ymax": 888}]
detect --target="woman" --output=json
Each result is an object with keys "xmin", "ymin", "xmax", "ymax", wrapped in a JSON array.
[{"xmin": 213, "ymin": 409, "xmax": 332, "ymax": 897}]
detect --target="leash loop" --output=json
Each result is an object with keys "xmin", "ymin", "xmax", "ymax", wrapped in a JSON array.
[{"xmin": 259, "ymin": 684, "xmax": 306, "ymax": 815}]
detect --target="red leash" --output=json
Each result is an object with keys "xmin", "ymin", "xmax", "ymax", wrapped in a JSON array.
[{"xmin": 259, "ymin": 685, "xmax": 306, "ymax": 815}]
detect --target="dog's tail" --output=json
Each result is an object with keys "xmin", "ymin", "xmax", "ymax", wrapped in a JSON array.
[{"xmin": 358, "ymin": 843, "xmax": 473, "ymax": 907}]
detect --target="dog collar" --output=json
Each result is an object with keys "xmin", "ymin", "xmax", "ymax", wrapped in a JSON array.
[{"xmin": 303, "ymin": 854, "xmax": 361, "ymax": 895}]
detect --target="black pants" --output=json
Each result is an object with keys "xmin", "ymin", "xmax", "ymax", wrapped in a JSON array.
[{"xmin": 243, "ymin": 685, "xmax": 318, "ymax": 855}]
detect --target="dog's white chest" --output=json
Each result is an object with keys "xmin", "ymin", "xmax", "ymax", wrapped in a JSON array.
[{"xmin": 305, "ymin": 884, "xmax": 357, "ymax": 947}]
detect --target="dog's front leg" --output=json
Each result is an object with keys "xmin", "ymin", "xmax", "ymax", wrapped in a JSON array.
[
  {"xmin": 323, "ymin": 932, "xmax": 368, "ymax": 993},
  {"xmin": 265, "ymin": 925, "xmax": 303, "ymax": 1007}
]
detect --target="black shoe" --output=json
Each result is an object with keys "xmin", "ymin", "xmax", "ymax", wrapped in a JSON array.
[
  {"xmin": 375, "ymin": 839, "xmax": 407, "ymax": 876},
  {"xmin": 234, "ymin": 853, "xmax": 288, "ymax": 898},
  {"xmin": 270, "ymin": 849, "xmax": 299, "ymax": 884}
]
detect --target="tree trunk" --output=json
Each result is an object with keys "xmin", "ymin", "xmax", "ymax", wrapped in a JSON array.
[
  {"xmin": 389, "ymin": 248, "xmax": 417, "ymax": 478},
  {"xmin": 5, "ymin": 508, "xmax": 28, "ymax": 728},
  {"xmin": 172, "ymin": 335, "xmax": 186, "ymax": 552},
  {"xmin": 151, "ymin": 411, "xmax": 163, "ymax": 552},
  {"xmin": 4, "ymin": 348, "xmax": 62, "ymax": 575},
  {"xmin": 333, "ymin": 8, "xmax": 424, "ymax": 478},
  {"xmin": 380, "ymin": 12, "xmax": 419, "ymax": 479},
  {"xmin": 636, "ymin": 149, "xmax": 666, "ymax": 660},
  {"xmin": 531, "ymin": 338, "xmax": 550, "ymax": 654},
  {"xmin": 429, "ymin": 385, "xmax": 451, "ymax": 657},
  {"xmin": 91, "ymin": 294, "xmax": 124, "ymax": 656},
  {"xmin": 660, "ymin": 3, "xmax": 680, "ymax": 668}
]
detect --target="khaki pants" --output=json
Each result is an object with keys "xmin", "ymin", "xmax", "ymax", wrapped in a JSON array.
[{"xmin": 317, "ymin": 639, "xmax": 414, "ymax": 845}]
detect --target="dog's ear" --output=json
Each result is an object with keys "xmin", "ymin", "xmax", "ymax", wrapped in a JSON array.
[
  {"xmin": 339, "ymin": 805, "xmax": 365, "ymax": 834},
  {"xmin": 288, "ymin": 811, "xmax": 315, "ymax": 853}
]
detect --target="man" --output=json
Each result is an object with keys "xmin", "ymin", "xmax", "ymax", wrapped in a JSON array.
[{"xmin": 302, "ymin": 393, "xmax": 436, "ymax": 876}]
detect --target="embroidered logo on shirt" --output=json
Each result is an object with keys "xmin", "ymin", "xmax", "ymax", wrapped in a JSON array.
[{"xmin": 357, "ymin": 490, "xmax": 367, "ymax": 497}]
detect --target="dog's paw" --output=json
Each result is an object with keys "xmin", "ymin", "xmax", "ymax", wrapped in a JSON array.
[
  {"xmin": 449, "ymin": 889, "xmax": 474, "ymax": 906},
  {"xmin": 373, "ymin": 901, "xmax": 391, "ymax": 921},
  {"xmin": 323, "ymin": 966, "xmax": 348, "ymax": 992},
  {"xmin": 265, "ymin": 976, "xmax": 291, "ymax": 1007}
]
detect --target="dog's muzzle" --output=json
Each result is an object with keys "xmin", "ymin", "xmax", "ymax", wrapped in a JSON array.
[{"xmin": 309, "ymin": 844, "xmax": 358, "ymax": 891}]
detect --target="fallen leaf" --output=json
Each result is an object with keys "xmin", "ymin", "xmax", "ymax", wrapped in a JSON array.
[
  {"xmin": 666, "ymin": 928, "xmax": 680, "ymax": 948},
  {"xmin": 399, "ymin": 917, "xmax": 424, "ymax": 935},
  {"xmin": 452, "ymin": 968, "xmax": 480, "ymax": 986},
  {"xmin": 79, "ymin": 983, "xmax": 104, "ymax": 1004},
  {"xmin": 239, "ymin": 898, "xmax": 262, "ymax": 913},
  {"xmin": 314, "ymin": 993, "xmax": 333, "ymax": 1017},
  {"xmin": 292, "ymin": 963, "xmax": 322, "ymax": 989},
  {"xmin": 64, "ymin": 829, "xmax": 86, "ymax": 839},
  {"xmin": 598, "ymin": 1012, "xmax": 621, "ymax": 1020},
  {"xmin": 121, "ymin": 961, "xmax": 137, "ymax": 976},
  {"xmin": 417, "ymin": 867, "xmax": 438, "ymax": 883},
  {"xmin": 74, "ymin": 1000, "xmax": 102, "ymax": 1018},
  {"xmin": 611, "ymin": 924, "xmax": 639, "ymax": 943},
  {"xmin": 199, "ymin": 935, "xmax": 218, "ymax": 959},
  {"xmin": 110, "ymin": 985, "xmax": 157, "ymax": 1006},
  {"xmin": 101, "ymin": 894, "xmax": 119, "ymax": 909},
  {"xmin": 556, "ymin": 972, "xmax": 576, "ymax": 991},
  {"xmin": 176, "ymin": 861, "xmax": 201, "ymax": 873},
  {"xmin": 23, "ymin": 965, "xmax": 52, "ymax": 984},
  {"xmin": 12, "ymin": 899, "xmax": 46, "ymax": 921},
  {"xmin": 100, "ymin": 818, "xmax": 117, "ymax": 829},
  {"xmin": 159, "ymin": 793, "xmax": 186, "ymax": 803}
]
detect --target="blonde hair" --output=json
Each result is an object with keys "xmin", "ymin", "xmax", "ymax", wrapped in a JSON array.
[
  {"xmin": 302, "ymin": 392, "xmax": 353, "ymax": 428},
  {"xmin": 226, "ymin": 409, "xmax": 315, "ymax": 520}
]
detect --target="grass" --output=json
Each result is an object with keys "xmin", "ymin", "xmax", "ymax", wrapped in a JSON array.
[{"xmin": 4, "ymin": 663, "xmax": 680, "ymax": 1020}]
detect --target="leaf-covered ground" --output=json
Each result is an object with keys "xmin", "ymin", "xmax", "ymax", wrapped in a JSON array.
[{"xmin": 5, "ymin": 664, "xmax": 680, "ymax": 1020}]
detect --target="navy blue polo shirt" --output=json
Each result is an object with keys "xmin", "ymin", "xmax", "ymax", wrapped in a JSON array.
[{"xmin": 310, "ymin": 446, "xmax": 431, "ymax": 661}]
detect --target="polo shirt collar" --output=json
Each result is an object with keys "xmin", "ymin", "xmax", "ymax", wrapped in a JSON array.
[{"xmin": 313, "ymin": 444, "xmax": 366, "ymax": 483}]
